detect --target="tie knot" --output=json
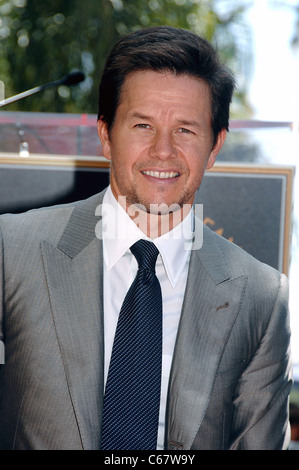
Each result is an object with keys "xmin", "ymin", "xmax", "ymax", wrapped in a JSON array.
[{"xmin": 130, "ymin": 239, "xmax": 159, "ymax": 272}]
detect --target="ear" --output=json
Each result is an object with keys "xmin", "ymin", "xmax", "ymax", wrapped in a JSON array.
[
  {"xmin": 97, "ymin": 119, "xmax": 112, "ymax": 161},
  {"xmin": 206, "ymin": 129, "xmax": 226, "ymax": 170}
]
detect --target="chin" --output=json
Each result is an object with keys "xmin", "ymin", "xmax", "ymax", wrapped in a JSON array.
[{"xmin": 133, "ymin": 199, "xmax": 184, "ymax": 215}]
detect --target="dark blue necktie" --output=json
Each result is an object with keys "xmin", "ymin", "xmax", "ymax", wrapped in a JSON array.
[{"xmin": 101, "ymin": 239, "xmax": 163, "ymax": 450}]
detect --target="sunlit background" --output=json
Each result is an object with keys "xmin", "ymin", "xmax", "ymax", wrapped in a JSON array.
[{"xmin": 245, "ymin": 1, "xmax": 299, "ymax": 374}]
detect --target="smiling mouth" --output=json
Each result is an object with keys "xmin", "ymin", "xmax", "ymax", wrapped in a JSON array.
[{"xmin": 141, "ymin": 170, "xmax": 179, "ymax": 179}]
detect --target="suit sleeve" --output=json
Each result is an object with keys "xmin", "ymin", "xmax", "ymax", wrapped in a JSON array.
[{"xmin": 229, "ymin": 273, "xmax": 293, "ymax": 450}]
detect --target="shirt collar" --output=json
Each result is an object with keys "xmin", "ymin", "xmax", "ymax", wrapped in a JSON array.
[{"xmin": 102, "ymin": 186, "xmax": 193, "ymax": 287}]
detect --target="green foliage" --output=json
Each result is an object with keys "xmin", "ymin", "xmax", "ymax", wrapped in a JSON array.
[{"xmin": 0, "ymin": 0, "xmax": 252, "ymax": 115}]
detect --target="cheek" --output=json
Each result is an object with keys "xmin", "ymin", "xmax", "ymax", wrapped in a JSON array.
[
  {"xmin": 185, "ymin": 157, "xmax": 210, "ymax": 190},
  {"xmin": 113, "ymin": 141, "xmax": 148, "ymax": 170},
  {"xmin": 109, "ymin": 146, "xmax": 136, "ymax": 178},
  {"xmin": 184, "ymin": 149, "xmax": 206, "ymax": 174}
]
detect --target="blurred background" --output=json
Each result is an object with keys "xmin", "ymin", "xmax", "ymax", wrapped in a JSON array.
[
  {"xmin": 0, "ymin": 0, "xmax": 298, "ymax": 117},
  {"xmin": 0, "ymin": 0, "xmax": 260, "ymax": 116},
  {"xmin": 0, "ymin": 0, "xmax": 299, "ymax": 426}
]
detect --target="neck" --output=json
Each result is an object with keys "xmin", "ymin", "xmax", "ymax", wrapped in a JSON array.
[{"xmin": 126, "ymin": 203, "xmax": 192, "ymax": 238}]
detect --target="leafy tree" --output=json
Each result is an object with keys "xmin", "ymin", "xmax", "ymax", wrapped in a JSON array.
[{"xmin": 0, "ymin": 0, "xmax": 252, "ymax": 116}]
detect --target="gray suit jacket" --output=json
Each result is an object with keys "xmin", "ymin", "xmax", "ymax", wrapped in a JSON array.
[{"xmin": 0, "ymin": 190, "xmax": 292, "ymax": 450}]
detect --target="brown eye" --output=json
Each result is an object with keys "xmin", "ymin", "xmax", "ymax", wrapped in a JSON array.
[{"xmin": 136, "ymin": 124, "xmax": 150, "ymax": 129}]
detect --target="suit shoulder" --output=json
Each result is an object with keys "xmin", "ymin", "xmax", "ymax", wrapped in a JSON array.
[
  {"xmin": 0, "ymin": 202, "xmax": 74, "ymax": 245},
  {"xmin": 0, "ymin": 192, "xmax": 103, "ymax": 246},
  {"xmin": 202, "ymin": 228, "xmax": 289, "ymax": 325},
  {"xmin": 203, "ymin": 224, "xmax": 283, "ymax": 283},
  {"xmin": 0, "ymin": 194, "xmax": 104, "ymax": 241}
]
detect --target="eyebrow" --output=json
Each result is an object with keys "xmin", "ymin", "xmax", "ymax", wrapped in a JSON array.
[
  {"xmin": 176, "ymin": 119, "xmax": 201, "ymax": 128},
  {"xmin": 128, "ymin": 112, "xmax": 152, "ymax": 121}
]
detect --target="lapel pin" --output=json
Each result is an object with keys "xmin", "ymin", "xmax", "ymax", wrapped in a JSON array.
[{"xmin": 216, "ymin": 302, "xmax": 230, "ymax": 311}]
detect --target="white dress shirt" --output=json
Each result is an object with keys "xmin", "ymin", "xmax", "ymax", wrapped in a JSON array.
[{"xmin": 102, "ymin": 186, "xmax": 193, "ymax": 449}]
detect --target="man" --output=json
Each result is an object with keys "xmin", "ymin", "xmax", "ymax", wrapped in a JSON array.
[{"xmin": 0, "ymin": 26, "xmax": 292, "ymax": 450}]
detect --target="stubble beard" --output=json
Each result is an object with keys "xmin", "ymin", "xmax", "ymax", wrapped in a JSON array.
[
  {"xmin": 112, "ymin": 164, "xmax": 201, "ymax": 215},
  {"xmin": 122, "ymin": 180, "xmax": 195, "ymax": 215}
]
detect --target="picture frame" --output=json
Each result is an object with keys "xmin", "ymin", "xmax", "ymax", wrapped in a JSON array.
[{"xmin": 197, "ymin": 163, "xmax": 295, "ymax": 275}]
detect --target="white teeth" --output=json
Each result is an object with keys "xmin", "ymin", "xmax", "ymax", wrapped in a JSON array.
[{"xmin": 142, "ymin": 170, "xmax": 179, "ymax": 179}]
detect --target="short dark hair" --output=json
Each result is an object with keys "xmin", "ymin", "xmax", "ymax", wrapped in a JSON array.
[{"xmin": 98, "ymin": 26, "xmax": 235, "ymax": 144}]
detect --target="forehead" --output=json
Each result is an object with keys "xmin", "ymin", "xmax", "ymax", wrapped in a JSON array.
[{"xmin": 118, "ymin": 70, "xmax": 211, "ymax": 115}]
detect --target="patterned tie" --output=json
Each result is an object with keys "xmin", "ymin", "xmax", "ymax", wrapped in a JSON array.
[{"xmin": 101, "ymin": 239, "xmax": 163, "ymax": 450}]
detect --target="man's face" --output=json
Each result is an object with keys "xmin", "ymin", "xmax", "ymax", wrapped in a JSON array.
[{"xmin": 98, "ymin": 70, "xmax": 226, "ymax": 213}]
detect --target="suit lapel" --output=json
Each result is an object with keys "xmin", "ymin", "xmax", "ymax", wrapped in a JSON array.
[
  {"xmin": 41, "ymin": 192, "xmax": 105, "ymax": 450},
  {"xmin": 166, "ymin": 224, "xmax": 248, "ymax": 450},
  {"xmin": 40, "ymin": 192, "xmax": 248, "ymax": 450}
]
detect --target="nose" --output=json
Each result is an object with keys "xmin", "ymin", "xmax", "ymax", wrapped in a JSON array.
[{"xmin": 149, "ymin": 131, "xmax": 176, "ymax": 160}]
